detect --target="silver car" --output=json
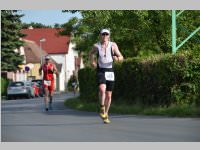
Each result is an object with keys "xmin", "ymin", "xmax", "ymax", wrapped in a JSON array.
[{"xmin": 7, "ymin": 81, "xmax": 35, "ymax": 100}]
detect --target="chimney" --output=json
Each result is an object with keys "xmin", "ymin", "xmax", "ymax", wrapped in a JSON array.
[{"xmin": 28, "ymin": 26, "xmax": 34, "ymax": 29}]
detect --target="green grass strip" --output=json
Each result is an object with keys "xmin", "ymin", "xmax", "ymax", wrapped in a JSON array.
[{"xmin": 64, "ymin": 97, "xmax": 200, "ymax": 118}]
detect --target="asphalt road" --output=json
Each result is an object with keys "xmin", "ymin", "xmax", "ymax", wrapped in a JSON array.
[{"xmin": 1, "ymin": 92, "xmax": 200, "ymax": 142}]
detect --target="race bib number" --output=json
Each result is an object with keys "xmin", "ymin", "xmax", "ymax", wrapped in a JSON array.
[
  {"xmin": 44, "ymin": 80, "xmax": 51, "ymax": 86},
  {"xmin": 105, "ymin": 72, "xmax": 115, "ymax": 81}
]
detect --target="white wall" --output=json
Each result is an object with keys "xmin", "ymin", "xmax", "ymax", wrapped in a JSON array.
[
  {"xmin": 50, "ymin": 54, "xmax": 66, "ymax": 91},
  {"xmin": 66, "ymin": 43, "xmax": 78, "ymax": 82},
  {"xmin": 58, "ymin": 65, "xmax": 65, "ymax": 91},
  {"xmin": 49, "ymin": 43, "xmax": 83, "ymax": 91},
  {"xmin": 16, "ymin": 71, "xmax": 27, "ymax": 81}
]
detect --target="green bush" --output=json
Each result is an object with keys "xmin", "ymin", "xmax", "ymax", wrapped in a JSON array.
[
  {"xmin": 170, "ymin": 50, "xmax": 200, "ymax": 106},
  {"xmin": 1, "ymin": 77, "xmax": 9, "ymax": 96},
  {"xmin": 78, "ymin": 50, "xmax": 200, "ymax": 107},
  {"xmin": 78, "ymin": 67, "xmax": 98, "ymax": 102}
]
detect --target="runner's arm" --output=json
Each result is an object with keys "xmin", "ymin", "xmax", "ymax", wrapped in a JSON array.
[
  {"xmin": 112, "ymin": 42, "xmax": 124, "ymax": 62},
  {"xmin": 89, "ymin": 45, "xmax": 98, "ymax": 68},
  {"xmin": 53, "ymin": 64, "xmax": 58, "ymax": 76}
]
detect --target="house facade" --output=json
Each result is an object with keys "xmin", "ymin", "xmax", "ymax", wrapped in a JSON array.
[
  {"xmin": 21, "ymin": 27, "xmax": 84, "ymax": 91},
  {"xmin": 7, "ymin": 39, "xmax": 61, "ymax": 90}
]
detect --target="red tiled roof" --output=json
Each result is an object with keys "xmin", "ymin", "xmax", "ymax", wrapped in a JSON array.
[
  {"xmin": 23, "ymin": 39, "xmax": 62, "ymax": 72},
  {"xmin": 21, "ymin": 28, "xmax": 70, "ymax": 54},
  {"xmin": 23, "ymin": 39, "xmax": 47, "ymax": 63}
]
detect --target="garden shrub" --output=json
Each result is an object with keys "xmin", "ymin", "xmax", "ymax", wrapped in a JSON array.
[
  {"xmin": 1, "ymin": 77, "xmax": 9, "ymax": 96},
  {"xmin": 78, "ymin": 50, "xmax": 200, "ymax": 106}
]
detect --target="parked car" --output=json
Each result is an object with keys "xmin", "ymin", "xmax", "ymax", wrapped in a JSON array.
[
  {"xmin": 31, "ymin": 79, "xmax": 44, "ymax": 97},
  {"xmin": 7, "ymin": 81, "xmax": 35, "ymax": 100},
  {"xmin": 31, "ymin": 82, "xmax": 39, "ymax": 97}
]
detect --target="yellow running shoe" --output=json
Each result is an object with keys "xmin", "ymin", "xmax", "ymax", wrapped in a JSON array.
[
  {"xmin": 99, "ymin": 113, "xmax": 107, "ymax": 119},
  {"xmin": 103, "ymin": 117, "xmax": 111, "ymax": 124}
]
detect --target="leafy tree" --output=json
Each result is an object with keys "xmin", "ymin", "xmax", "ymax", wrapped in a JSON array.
[
  {"xmin": 54, "ymin": 23, "xmax": 62, "ymax": 28},
  {"xmin": 61, "ymin": 10, "xmax": 199, "ymax": 63},
  {"xmin": 175, "ymin": 10, "xmax": 200, "ymax": 51},
  {"xmin": 22, "ymin": 22, "xmax": 52, "ymax": 29},
  {"xmin": 1, "ymin": 10, "xmax": 25, "ymax": 71}
]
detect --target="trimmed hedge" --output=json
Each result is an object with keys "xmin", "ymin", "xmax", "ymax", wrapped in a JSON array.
[
  {"xmin": 1, "ymin": 77, "xmax": 9, "ymax": 96},
  {"xmin": 78, "ymin": 50, "xmax": 200, "ymax": 107},
  {"xmin": 78, "ymin": 67, "xmax": 97, "ymax": 101}
]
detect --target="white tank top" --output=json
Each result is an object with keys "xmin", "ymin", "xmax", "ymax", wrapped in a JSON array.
[{"xmin": 97, "ymin": 41, "xmax": 113, "ymax": 68}]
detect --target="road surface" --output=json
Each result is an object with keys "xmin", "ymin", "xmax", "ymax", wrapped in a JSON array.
[{"xmin": 1, "ymin": 92, "xmax": 200, "ymax": 142}]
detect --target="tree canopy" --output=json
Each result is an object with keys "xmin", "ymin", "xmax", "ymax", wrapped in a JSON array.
[
  {"xmin": 61, "ymin": 10, "xmax": 199, "ymax": 63},
  {"xmin": 22, "ymin": 22, "xmax": 52, "ymax": 29},
  {"xmin": 1, "ymin": 10, "xmax": 25, "ymax": 72}
]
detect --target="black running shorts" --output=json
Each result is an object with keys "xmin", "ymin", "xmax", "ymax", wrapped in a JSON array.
[{"xmin": 96, "ymin": 68, "xmax": 114, "ymax": 91}]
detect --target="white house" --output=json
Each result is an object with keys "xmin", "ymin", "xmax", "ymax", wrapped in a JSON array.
[
  {"xmin": 7, "ymin": 39, "xmax": 61, "ymax": 89},
  {"xmin": 21, "ymin": 27, "xmax": 84, "ymax": 91}
]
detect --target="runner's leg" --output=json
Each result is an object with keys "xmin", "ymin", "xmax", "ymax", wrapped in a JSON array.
[
  {"xmin": 49, "ymin": 80, "xmax": 54, "ymax": 110},
  {"xmin": 99, "ymin": 84, "xmax": 106, "ymax": 107},
  {"xmin": 105, "ymin": 91, "xmax": 112, "ymax": 114},
  {"xmin": 44, "ymin": 87, "xmax": 49, "ymax": 111},
  {"xmin": 99, "ymin": 84, "xmax": 107, "ymax": 119},
  {"xmin": 49, "ymin": 88, "xmax": 53, "ymax": 104},
  {"xmin": 103, "ymin": 91, "xmax": 112, "ymax": 123}
]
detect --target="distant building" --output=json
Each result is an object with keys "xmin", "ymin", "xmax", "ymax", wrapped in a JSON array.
[{"xmin": 20, "ymin": 28, "xmax": 84, "ymax": 91}]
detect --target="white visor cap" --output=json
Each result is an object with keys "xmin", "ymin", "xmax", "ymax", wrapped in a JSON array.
[
  {"xmin": 100, "ymin": 29, "xmax": 110, "ymax": 34},
  {"xmin": 45, "ymin": 55, "xmax": 51, "ymax": 60}
]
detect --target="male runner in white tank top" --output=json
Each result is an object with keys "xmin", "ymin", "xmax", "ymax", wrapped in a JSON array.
[{"xmin": 89, "ymin": 29, "xmax": 124, "ymax": 123}]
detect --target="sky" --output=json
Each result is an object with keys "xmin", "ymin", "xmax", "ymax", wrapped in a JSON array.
[{"xmin": 18, "ymin": 10, "xmax": 82, "ymax": 26}]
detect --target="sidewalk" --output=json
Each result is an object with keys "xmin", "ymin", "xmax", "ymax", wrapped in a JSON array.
[{"xmin": 54, "ymin": 91, "xmax": 80, "ymax": 96}]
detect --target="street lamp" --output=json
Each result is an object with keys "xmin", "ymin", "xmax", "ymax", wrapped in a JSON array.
[{"xmin": 39, "ymin": 38, "xmax": 46, "ymax": 65}]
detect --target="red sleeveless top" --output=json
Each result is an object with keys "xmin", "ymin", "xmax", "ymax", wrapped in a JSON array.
[{"xmin": 42, "ymin": 63, "xmax": 54, "ymax": 80}]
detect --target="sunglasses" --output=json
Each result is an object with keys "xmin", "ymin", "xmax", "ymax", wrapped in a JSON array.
[{"xmin": 101, "ymin": 33, "xmax": 109, "ymax": 36}]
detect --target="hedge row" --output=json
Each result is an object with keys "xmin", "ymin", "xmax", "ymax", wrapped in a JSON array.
[
  {"xmin": 1, "ymin": 77, "xmax": 9, "ymax": 96},
  {"xmin": 78, "ymin": 50, "xmax": 200, "ymax": 107}
]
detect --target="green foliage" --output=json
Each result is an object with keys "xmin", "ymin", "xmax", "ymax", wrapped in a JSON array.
[
  {"xmin": 1, "ymin": 77, "xmax": 9, "ymax": 96},
  {"xmin": 65, "ymin": 97, "xmax": 200, "ymax": 117},
  {"xmin": 176, "ymin": 10, "xmax": 200, "ymax": 49},
  {"xmin": 65, "ymin": 10, "xmax": 199, "ymax": 106},
  {"xmin": 22, "ymin": 22, "xmax": 52, "ymax": 29},
  {"xmin": 78, "ymin": 67, "xmax": 98, "ymax": 102},
  {"xmin": 170, "ymin": 50, "xmax": 200, "ymax": 106},
  {"xmin": 62, "ymin": 10, "xmax": 199, "ymax": 63},
  {"xmin": 1, "ymin": 10, "xmax": 25, "ymax": 71},
  {"xmin": 78, "ymin": 50, "xmax": 200, "ymax": 107}
]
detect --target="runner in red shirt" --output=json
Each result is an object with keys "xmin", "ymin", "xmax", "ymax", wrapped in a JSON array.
[{"xmin": 39, "ymin": 55, "xmax": 58, "ymax": 111}]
